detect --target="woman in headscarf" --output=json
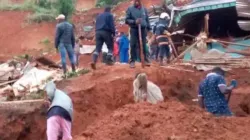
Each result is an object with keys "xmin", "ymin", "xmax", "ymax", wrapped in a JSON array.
[
  {"xmin": 45, "ymin": 81, "xmax": 73, "ymax": 140},
  {"xmin": 133, "ymin": 73, "xmax": 164, "ymax": 104}
]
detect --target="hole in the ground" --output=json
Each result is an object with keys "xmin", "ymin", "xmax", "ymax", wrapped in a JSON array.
[{"xmin": 0, "ymin": 68, "xmax": 249, "ymax": 140}]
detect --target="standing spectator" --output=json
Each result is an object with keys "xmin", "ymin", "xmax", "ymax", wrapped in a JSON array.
[
  {"xmin": 113, "ymin": 39, "xmax": 119, "ymax": 62},
  {"xmin": 55, "ymin": 14, "xmax": 76, "ymax": 75},
  {"xmin": 125, "ymin": 0, "xmax": 151, "ymax": 68},
  {"xmin": 119, "ymin": 32, "xmax": 130, "ymax": 63},
  {"xmin": 91, "ymin": 6, "xmax": 116, "ymax": 70}
]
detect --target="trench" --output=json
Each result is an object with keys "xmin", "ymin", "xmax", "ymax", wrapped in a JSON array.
[{"xmin": 0, "ymin": 67, "xmax": 249, "ymax": 140}]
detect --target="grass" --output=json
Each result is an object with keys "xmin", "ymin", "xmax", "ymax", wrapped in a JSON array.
[
  {"xmin": 0, "ymin": 0, "xmax": 57, "ymax": 22},
  {"xmin": 25, "ymin": 90, "xmax": 45, "ymax": 100},
  {"xmin": 65, "ymin": 69, "xmax": 90, "ymax": 79},
  {"xmin": 39, "ymin": 37, "xmax": 56, "ymax": 53},
  {"xmin": 40, "ymin": 37, "xmax": 51, "ymax": 45}
]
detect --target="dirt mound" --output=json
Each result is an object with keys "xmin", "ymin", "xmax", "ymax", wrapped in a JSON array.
[
  {"xmin": 76, "ymin": 0, "xmax": 97, "ymax": 11},
  {"xmin": 0, "ymin": 101, "xmax": 47, "ymax": 140},
  {"xmin": 0, "ymin": 64, "xmax": 250, "ymax": 140},
  {"xmin": 76, "ymin": 101, "xmax": 250, "ymax": 140},
  {"xmin": 0, "ymin": 11, "xmax": 55, "ymax": 60}
]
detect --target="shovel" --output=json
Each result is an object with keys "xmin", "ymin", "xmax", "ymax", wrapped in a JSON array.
[{"xmin": 138, "ymin": 24, "xmax": 145, "ymax": 68}]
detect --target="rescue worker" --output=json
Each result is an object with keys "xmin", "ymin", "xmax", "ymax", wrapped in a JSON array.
[
  {"xmin": 198, "ymin": 67, "xmax": 237, "ymax": 116},
  {"xmin": 119, "ymin": 32, "xmax": 130, "ymax": 63},
  {"xmin": 91, "ymin": 6, "xmax": 116, "ymax": 70},
  {"xmin": 133, "ymin": 73, "xmax": 164, "ymax": 104},
  {"xmin": 55, "ymin": 14, "xmax": 76, "ymax": 75},
  {"xmin": 45, "ymin": 81, "xmax": 73, "ymax": 140},
  {"xmin": 155, "ymin": 12, "xmax": 171, "ymax": 66},
  {"xmin": 125, "ymin": 0, "xmax": 151, "ymax": 68}
]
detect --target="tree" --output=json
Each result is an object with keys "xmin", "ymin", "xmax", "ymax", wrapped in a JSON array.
[{"xmin": 57, "ymin": 0, "xmax": 75, "ymax": 19}]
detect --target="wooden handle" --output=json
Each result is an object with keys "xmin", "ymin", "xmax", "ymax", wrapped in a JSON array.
[{"xmin": 138, "ymin": 24, "xmax": 145, "ymax": 68}]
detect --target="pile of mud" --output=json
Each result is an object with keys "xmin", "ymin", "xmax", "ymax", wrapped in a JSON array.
[
  {"xmin": 0, "ymin": 65, "xmax": 250, "ymax": 140},
  {"xmin": 76, "ymin": 101, "xmax": 250, "ymax": 140}
]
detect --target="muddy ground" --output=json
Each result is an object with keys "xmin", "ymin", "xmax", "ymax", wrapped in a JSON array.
[
  {"xmin": 1, "ymin": 0, "xmax": 250, "ymax": 139},
  {"xmin": 0, "ymin": 64, "xmax": 250, "ymax": 140}
]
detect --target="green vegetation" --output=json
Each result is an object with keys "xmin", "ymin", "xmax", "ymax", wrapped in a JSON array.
[
  {"xmin": 39, "ymin": 37, "xmax": 55, "ymax": 53},
  {"xmin": 40, "ymin": 37, "xmax": 51, "ymax": 45},
  {"xmin": 64, "ymin": 69, "xmax": 90, "ymax": 79},
  {"xmin": 96, "ymin": 0, "xmax": 125, "ymax": 7},
  {"xmin": 0, "ymin": 0, "xmax": 75, "ymax": 22}
]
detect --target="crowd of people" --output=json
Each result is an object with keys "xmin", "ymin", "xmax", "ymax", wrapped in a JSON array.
[{"xmin": 48, "ymin": 0, "xmax": 240, "ymax": 139}]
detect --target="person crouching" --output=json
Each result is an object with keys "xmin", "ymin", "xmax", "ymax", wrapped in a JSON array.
[
  {"xmin": 133, "ymin": 73, "xmax": 164, "ymax": 104},
  {"xmin": 45, "ymin": 81, "xmax": 73, "ymax": 140}
]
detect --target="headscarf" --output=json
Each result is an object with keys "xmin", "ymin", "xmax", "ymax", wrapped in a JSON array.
[{"xmin": 45, "ymin": 81, "xmax": 56, "ymax": 101}]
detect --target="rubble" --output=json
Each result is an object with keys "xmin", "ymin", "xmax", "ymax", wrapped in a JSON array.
[{"xmin": 0, "ymin": 57, "xmax": 63, "ymax": 102}]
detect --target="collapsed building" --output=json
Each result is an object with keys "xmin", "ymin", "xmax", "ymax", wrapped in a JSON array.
[{"xmin": 151, "ymin": 0, "xmax": 250, "ymax": 37}]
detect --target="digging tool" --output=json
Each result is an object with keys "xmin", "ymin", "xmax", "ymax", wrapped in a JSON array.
[
  {"xmin": 138, "ymin": 24, "xmax": 145, "ymax": 68},
  {"xmin": 168, "ymin": 36, "xmax": 178, "ymax": 58},
  {"xmin": 227, "ymin": 92, "xmax": 232, "ymax": 103}
]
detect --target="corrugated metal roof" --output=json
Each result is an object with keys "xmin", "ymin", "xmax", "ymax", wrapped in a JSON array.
[{"xmin": 169, "ymin": 0, "xmax": 236, "ymax": 25}]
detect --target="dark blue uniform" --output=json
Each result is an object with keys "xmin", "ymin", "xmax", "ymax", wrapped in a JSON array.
[
  {"xmin": 155, "ymin": 19, "xmax": 170, "ymax": 61},
  {"xmin": 92, "ymin": 8, "xmax": 115, "ymax": 67}
]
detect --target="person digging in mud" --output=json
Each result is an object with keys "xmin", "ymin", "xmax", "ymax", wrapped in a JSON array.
[
  {"xmin": 155, "ymin": 12, "xmax": 171, "ymax": 66},
  {"xmin": 55, "ymin": 14, "xmax": 76, "ymax": 75},
  {"xmin": 45, "ymin": 81, "xmax": 73, "ymax": 140},
  {"xmin": 133, "ymin": 73, "xmax": 164, "ymax": 104},
  {"xmin": 198, "ymin": 67, "xmax": 237, "ymax": 117},
  {"xmin": 91, "ymin": 6, "xmax": 116, "ymax": 70},
  {"xmin": 125, "ymin": 0, "xmax": 151, "ymax": 68}
]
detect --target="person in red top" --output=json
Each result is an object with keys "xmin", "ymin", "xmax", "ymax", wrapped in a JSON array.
[{"xmin": 113, "ymin": 38, "xmax": 119, "ymax": 62}]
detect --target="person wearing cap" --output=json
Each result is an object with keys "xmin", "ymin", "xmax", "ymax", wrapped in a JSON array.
[
  {"xmin": 155, "ymin": 12, "xmax": 171, "ymax": 66},
  {"xmin": 55, "ymin": 14, "xmax": 76, "ymax": 75},
  {"xmin": 198, "ymin": 67, "xmax": 237, "ymax": 117},
  {"xmin": 125, "ymin": 0, "xmax": 151, "ymax": 68},
  {"xmin": 91, "ymin": 6, "xmax": 116, "ymax": 70},
  {"xmin": 45, "ymin": 81, "xmax": 73, "ymax": 140}
]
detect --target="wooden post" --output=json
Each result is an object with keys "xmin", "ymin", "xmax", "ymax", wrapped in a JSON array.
[{"xmin": 138, "ymin": 24, "xmax": 145, "ymax": 68}]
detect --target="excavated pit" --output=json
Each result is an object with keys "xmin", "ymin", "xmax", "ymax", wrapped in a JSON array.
[{"xmin": 0, "ymin": 65, "xmax": 250, "ymax": 140}]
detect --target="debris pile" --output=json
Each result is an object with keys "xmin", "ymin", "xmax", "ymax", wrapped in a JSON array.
[{"xmin": 0, "ymin": 57, "xmax": 63, "ymax": 101}]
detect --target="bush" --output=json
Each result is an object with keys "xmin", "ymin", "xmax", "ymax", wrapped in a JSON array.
[
  {"xmin": 96, "ymin": 0, "xmax": 124, "ymax": 7},
  {"xmin": 56, "ymin": 0, "xmax": 75, "ymax": 19},
  {"xmin": 0, "ymin": 0, "xmax": 75, "ymax": 22}
]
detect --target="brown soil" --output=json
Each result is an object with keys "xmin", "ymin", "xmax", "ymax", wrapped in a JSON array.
[
  {"xmin": 0, "ymin": 11, "xmax": 55, "ymax": 61},
  {"xmin": 0, "ymin": 65, "xmax": 250, "ymax": 140},
  {"xmin": 1, "ymin": 0, "xmax": 250, "ymax": 140},
  {"xmin": 76, "ymin": 101, "xmax": 250, "ymax": 140},
  {"xmin": 76, "ymin": 0, "xmax": 97, "ymax": 11}
]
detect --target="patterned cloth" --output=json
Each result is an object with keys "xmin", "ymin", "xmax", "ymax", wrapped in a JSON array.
[{"xmin": 199, "ymin": 73, "xmax": 232, "ymax": 116}]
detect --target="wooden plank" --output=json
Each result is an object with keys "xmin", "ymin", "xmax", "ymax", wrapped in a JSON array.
[{"xmin": 0, "ymin": 80, "xmax": 17, "ymax": 87}]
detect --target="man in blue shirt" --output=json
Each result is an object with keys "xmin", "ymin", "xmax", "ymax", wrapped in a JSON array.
[
  {"xmin": 198, "ymin": 67, "xmax": 237, "ymax": 116},
  {"xmin": 55, "ymin": 14, "xmax": 76, "ymax": 75},
  {"xmin": 91, "ymin": 6, "xmax": 116, "ymax": 70}
]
